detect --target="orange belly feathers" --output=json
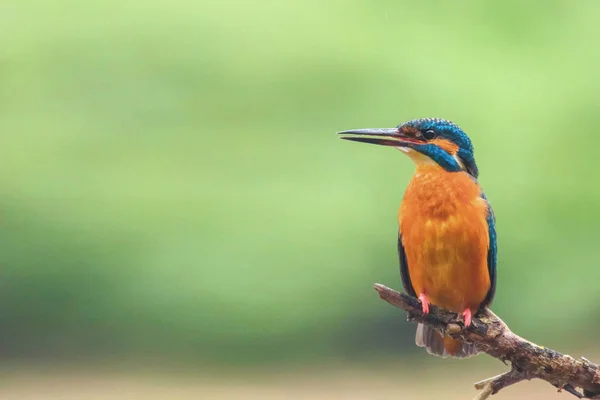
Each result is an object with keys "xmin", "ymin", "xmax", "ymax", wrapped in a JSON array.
[{"xmin": 399, "ymin": 165, "xmax": 490, "ymax": 355}]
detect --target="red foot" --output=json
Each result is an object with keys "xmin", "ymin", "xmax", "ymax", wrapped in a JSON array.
[
  {"xmin": 418, "ymin": 293, "xmax": 430, "ymax": 314},
  {"xmin": 462, "ymin": 308, "xmax": 472, "ymax": 327}
]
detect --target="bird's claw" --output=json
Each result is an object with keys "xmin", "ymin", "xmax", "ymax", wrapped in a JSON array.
[
  {"xmin": 462, "ymin": 308, "xmax": 472, "ymax": 327},
  {"xmin": 418, "ymin": 293, "xmax": 430, "ymax": 314}
]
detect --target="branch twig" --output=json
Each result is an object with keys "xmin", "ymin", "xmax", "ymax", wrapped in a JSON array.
[{"xmin": 374, "ymin": 283, "xmax": 600, "ymax": 399}]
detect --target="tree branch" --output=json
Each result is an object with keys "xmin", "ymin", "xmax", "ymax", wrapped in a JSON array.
[{"xmin": 374, "ymin": 283, "xmax": 600, "ymax": 399}]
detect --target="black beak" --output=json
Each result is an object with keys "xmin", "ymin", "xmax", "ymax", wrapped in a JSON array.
[{"xmin": 336, "ymin": 128, "xmax": 422, "ymax": 147}]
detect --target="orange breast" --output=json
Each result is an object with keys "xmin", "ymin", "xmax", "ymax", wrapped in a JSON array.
[{"xmin": 399, "ymin": 165, "xmax": 490, "ymax": 313}]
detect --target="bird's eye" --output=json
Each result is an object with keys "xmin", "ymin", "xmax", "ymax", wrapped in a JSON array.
[{"xmin": 423, "ymin": 129, "xmax": 436, "ymax": 140}]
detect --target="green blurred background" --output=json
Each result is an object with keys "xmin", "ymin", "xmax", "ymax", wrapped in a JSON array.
[{"xmin": 1, "ymin": 1, "xmax": 599, "ymax": 399}]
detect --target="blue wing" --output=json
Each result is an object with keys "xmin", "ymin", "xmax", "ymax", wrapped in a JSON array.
[
  {"xmin": 480, "ymin": 193, "xmax": 497, "ymax": 308},
  {"xmin": 398, "ymin": 233, "xmax": 416, "ymax": 297}
]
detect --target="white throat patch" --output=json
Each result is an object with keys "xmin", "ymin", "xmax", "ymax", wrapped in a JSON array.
[
  {"xmin": 396, "ymin": 146, "xmax": 467, "ymax": 171},
  {"xmin": 395, "ymin": 147, "xmax": 437, "ymax": 166}
]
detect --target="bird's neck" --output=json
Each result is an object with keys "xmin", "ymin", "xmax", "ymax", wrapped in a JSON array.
[
  {"xmin": 408, "ymin": 164, "xmax": 478, "ymax": 193},
  {"xmin": 414, "ymin": 164, "xmax": 447, "ymax": 175}
]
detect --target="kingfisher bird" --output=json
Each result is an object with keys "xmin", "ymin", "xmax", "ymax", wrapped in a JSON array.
[{"xmin": 338, "ymin": 118, "xmax": 497, "ymax": 358}]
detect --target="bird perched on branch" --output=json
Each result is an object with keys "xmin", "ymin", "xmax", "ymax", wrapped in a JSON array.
[{"xmin": 338, "ymin": 118, "xmax": 497, "ymax": 358}]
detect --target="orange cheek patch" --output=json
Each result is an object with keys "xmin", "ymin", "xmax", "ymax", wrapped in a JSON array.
[{"xmin": 430, "ymin": 138, "xmax": 459, "ymax": 155}]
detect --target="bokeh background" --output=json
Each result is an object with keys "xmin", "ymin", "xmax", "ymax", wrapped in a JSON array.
[{"xmin": 1, "ymin": 1, "xmax": 600, "ymax": 399}]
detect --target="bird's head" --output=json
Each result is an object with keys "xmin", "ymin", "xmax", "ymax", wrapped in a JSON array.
[{"xmin": 338, "ymin": 118, "xmax": 478, "ymax": 178}]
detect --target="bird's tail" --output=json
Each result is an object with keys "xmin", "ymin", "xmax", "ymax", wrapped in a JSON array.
[{"xmin": 415, "ymin": 323, "xmax": 479, "ymax": 358}]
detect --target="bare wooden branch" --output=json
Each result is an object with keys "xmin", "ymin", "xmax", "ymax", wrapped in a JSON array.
[
  {"xmin": 472, "ymin": 368, "xmax": 531, "ymax": 400},
  {"xmin": 374, "ymin": 283, "xmax": 600, "ymax": 399}
]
